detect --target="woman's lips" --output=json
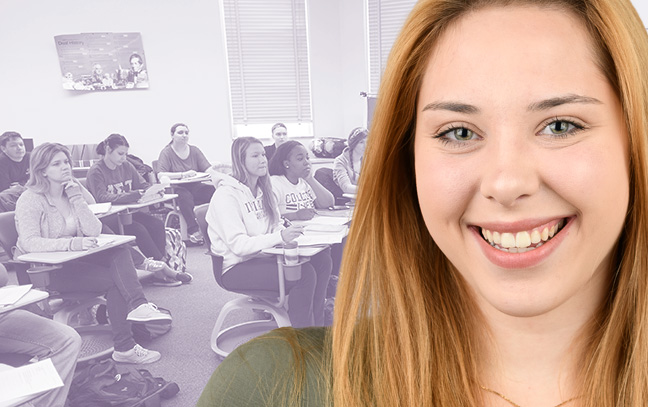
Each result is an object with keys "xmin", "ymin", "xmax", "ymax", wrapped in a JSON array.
[{"xmin": 471, "ymin": 216, "xmax": 574, "ymax": 269}]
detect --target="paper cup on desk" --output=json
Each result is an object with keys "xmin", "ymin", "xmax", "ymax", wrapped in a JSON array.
[{"xmin": 282, "ymin": 242, "xmax": 301, "ymax": 281}]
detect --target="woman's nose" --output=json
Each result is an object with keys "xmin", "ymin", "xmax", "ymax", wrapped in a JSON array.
[{"xmin": 479, "ymin": 136, "xmax": 540, "ymax": 207}]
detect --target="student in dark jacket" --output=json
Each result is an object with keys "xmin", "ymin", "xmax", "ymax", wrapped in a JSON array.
[
  {"xmin": 0, "ymin": 131, "xmax": 30, "ymax": 212},
  {"xmin": 87, "ymin": 134, "xmax": 192, "ymax": 285}
]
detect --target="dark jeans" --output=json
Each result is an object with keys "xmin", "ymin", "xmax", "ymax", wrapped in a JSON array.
[
  {"xmin": 222, "ymin": 248, "xmax": 332, "ymax": 327},
  {"xmin": 173, "ymin": 183, "xmax": 215, "ymax": 234},
  {"xmin": 102, "ymin": 212, "xmax": 166, "ymax": 260},
  {"xmin": 47, "ymin": 246, "xmax": 147, "ymax": 351}
]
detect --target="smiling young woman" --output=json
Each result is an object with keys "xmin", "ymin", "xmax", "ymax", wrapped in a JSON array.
[{"xmin": 197, "ymin": 0, "xmax": 648, "ymax": 406}]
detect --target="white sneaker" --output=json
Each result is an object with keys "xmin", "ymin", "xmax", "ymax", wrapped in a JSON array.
[
  {"xmin": 112, "ymin": 344, "xmax": 161, "ymax": 364},
  {"xmin": 141, "ymin": 258, "xmax": 166, "ymax": 272},
  {"xmin": 126, "ymin": 303, "xmax": 172, "ymax": 322}
]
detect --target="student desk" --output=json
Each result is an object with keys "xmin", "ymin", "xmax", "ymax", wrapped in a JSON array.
[
  {"xmin": 0, "ymin": 287, "xmax": 49, "ymax": 314},
  {"xmin": 17, "ymin": 234, "xmax": 136, "ymax": 264},
  {"xmin": 93, "ymin": 193, "xmax": 178, "ymax": 235},
  {"xmin": 167, "ymin": 172, "xmax": 211, "ymax": 185},
  {"xmin": 16, "ymin": 234, "xmax": 136, "ymax": 363}
]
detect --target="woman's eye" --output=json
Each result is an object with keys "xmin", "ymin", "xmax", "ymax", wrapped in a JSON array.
[
  {"xmin": 435, "ymin": 127, "xmax": 478, "ymax": 144},
  {"xmin": 539, "ymin": 120, "xmax": 583, "ymax": 137}
]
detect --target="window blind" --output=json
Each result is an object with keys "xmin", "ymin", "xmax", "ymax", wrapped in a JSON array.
[
  {"xmin": 367, "ymin": 0, "xmax": 417, "ymax": 95},
  {"xmin": 222, "ymin": 0, "xmax": 312, "ymax": 125}
]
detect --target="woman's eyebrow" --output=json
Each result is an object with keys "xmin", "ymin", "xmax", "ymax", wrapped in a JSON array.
[
  {"xmin": 421, "ymin": 101, "xmax": 479, "ymax": 114},
  {"xmin": 527, "ymin": 94, "xmax": 603, "ymax": 111},
  {"xmin": 421, "ymin": 94, "xmax": 602, "ymax": 114}
]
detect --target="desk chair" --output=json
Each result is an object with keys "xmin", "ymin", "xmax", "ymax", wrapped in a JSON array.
[
  {"xmin": 0, "ymin": 211, "xmax": 113, "ymax": 362},
  {"xmin": 0, "ymin": 212, "xmax": 30, "ymax": 286},
  {"xmin": 194, "ymin": 204, "xmax": 291, "ymax": 358}
]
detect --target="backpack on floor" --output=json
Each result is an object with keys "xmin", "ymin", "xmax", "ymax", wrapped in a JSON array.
[
  {"xmin": 131, "ymin": 307, "xmax": 173, "ymax": 345},
  {"xmin": 164, "ymin": 227, "xmax": 186, "ymax": 273},
  {"xmin": 68, "ymin": 358, "xmax": 179, "ymax": 407}
]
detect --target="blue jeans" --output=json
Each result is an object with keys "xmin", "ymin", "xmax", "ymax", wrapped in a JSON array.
[
  {"xmin": 0, "ymin": 309, "xmax": 82, "ymax": 407},
  {"xmin": 46, "ymin": 246, "xmax": 148, "ymax": 351},
  {"xmin": 222, "ymin": 248, "xmax": 332, "ymax": 327}
]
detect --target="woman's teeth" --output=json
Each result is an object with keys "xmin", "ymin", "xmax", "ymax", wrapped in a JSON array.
[{"xmin": 480, "ymin": 219, "xmax": 565, "ymax": 253}]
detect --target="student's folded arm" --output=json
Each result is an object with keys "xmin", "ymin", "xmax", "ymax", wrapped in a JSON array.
[
  {"xmin": 111, "ymin": 191, "xmax": 141, "ymax": 204},
  {"xmin": 333, "ymin": 158, "xmax": 357, "ymax": 194},
  {"xmin": 306, "ymin": 177, "xmax": 335, "ymax": 209},
  {"xmin": 68, "ymin": 186, "xmax": 102, "ymax": 237}
]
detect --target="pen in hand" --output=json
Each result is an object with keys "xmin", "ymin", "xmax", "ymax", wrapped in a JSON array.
[{"xmin": 282, "ymin": 218, "xmax": 305, "ymax": 236}]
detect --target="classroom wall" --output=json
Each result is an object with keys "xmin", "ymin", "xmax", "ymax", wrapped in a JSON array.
[
  {"xmin": 0, "ymin": 0, "xmax": 645, "ymax": 166},
  {"xmin": 0, "ymin": 0, "xmax": 367, "ymax": 165}
]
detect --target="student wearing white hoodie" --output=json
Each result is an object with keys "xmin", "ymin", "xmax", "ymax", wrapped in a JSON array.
[{"xmin": 206, "ymin": 137, "xmax": 332, "ymax": 327}]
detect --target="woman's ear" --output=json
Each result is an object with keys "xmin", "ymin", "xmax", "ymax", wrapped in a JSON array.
[{"xmin": 283, "ymin": 159, "xmax": 290, "ymax": 169}]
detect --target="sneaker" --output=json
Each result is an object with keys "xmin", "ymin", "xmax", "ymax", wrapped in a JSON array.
[
  {"xmin": 151, "ymin": 276, "xmax": 182, "ymax": 287},
  {"xmin": 141, "ymin": 258, "xmax": 166, "ymax": 272},
  {"xmin": 127, "ymin": 303, "xmax": 173, "ymax": 322},
  {"xmin": 112, "ymin": 344, "xmax": 161, "ymax": 364},
  {"xmin": 188, "ymin": 230, "xmax": 204, "ymax": 245},
  {"xmin": 175, "ymin": 272, "xmax": 193, "ymax": 284}
]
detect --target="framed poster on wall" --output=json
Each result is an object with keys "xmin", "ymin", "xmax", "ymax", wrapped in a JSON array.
[{"xmin": 55, "ymin": 32, "xmax": 149, "ymax": 91}]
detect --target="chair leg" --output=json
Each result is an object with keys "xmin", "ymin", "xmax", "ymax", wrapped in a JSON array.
[{"xmin": 210, "ymin": 297, "xmax": 291, "ymax": 357}]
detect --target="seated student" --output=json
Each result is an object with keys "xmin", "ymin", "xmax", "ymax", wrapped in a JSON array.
[
  {"xmin": 0, "ymin": 263, "xmax": 82, "ymax": 407},
  {"xmin": 15, "ymin": 142, "xmax": 171, "ymax": 364},
  {"xmin": 0, "ymin": 131, "xmax": 30, "ymax": 212},
  {"xmin": 269, "ymin": 141, "xmax": 341, "ymax": 296},
  {"xmin": 264, "ymin": 122, "xmax": 289, "ymax": 162},
  {"xmin": 157, "ymin": 123, "xmax": 215, "ymax": 245},
  {"xmin": 86, "ymin": 134, "xmax": 192, "ymax": 286},
  {"xmin": 333, "ymin": 127, "xmax": 368, "ymax": 194},
  {"xmin": 268, "ymin": 141, "xmax": 335, "ymax": 220},
  {"xmin": 206, "ymin": 137, "xmax": 332, "ymax": 327}
]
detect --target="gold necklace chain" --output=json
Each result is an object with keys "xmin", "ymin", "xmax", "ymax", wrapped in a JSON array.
[{"xmin": 480, "ymin": 386, "xmax": 581, "ymax": 407}]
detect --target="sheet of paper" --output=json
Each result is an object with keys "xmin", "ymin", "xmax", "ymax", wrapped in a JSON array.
[
  {"xmin": 304, "ymin": 224, "xmax": 347, "ymax": 233},
  {"xmin": 0, "ymin": 358, "xmax": 63, "ymax": 404},
  {"xmin": 184, "ymin": 172, "xmax": 209, "ymax": 181},
  {"xmin": 139, "ymin": 184, "xmax": 166, "ymax": 203},
  {"xmin": 295, "ymin": 216, "xmax": 350, "ymax": 227},
  {"xmin": 88, "ymin": 202, "xmax": 112, "ymax": 214},
  {"xmin": 0, "ymin": 284, "xmax": 32, "ymax": 306},
  {"xmin": 295, "ymin": 228, "xmax": 348, "ymax": 246}
]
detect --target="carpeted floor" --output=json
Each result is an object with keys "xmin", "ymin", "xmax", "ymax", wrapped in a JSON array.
[
  {"xmin": 136, "ymin": 244, "xmax": 253, "ymax": 406},
  {"xmin": 5, "ymin": 243, "xmax": 331, "ymax": 406}
]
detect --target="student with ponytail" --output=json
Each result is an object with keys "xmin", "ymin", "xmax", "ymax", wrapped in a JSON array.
[
  {"xmin": 199, "ymin": 0, "xmax": 648, "ymax": 405},
  {"xmin": 87, "ymin": 134, "xmax": 192, "ymax": 285}
]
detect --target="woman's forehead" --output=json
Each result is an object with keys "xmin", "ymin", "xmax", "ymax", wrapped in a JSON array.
[{"xmin": 419, "ymin": 5, "xmax": 605, "ymax": 110}]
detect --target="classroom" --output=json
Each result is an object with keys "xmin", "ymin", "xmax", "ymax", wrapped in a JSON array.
[{"xmin": 1, "ymin": 0, "xmax": 648, "ymax": 406}]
